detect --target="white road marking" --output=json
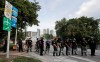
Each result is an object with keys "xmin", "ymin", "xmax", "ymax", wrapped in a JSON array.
[{"xmin": 71, "ymin": 56, "xmax": 96, "ymax": 62}]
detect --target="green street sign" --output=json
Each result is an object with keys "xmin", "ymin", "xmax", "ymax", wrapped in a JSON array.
[{"xmin": 3, "ymin": 17, "xmax": 11, "ymax": 31}]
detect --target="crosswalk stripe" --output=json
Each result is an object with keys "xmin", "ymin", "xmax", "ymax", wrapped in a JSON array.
[{"xmin": 71, "ymin": 56, "xmax": 96, "ymax": 62}]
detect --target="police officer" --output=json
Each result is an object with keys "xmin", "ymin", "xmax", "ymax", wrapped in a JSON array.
[
  {"xmin": 39, "ymin": 37, "xmax": 44, "ymax": 56},
  {"xmin": 35, "ymin": 38, "xmax": 40, "ymax": 53},
  {"xmin": 17, "ymin": 39, "xmax": 23, "ymax": 52},
  {"xmin": 25, "ymin": 38, "xmax": 32, "ymax": 53},
  {"xmin": 71, "ymin": 38, "xmax": 77, "ymax": 55},
  {"xmin": 65, "ymin": 38, "xmax": 70, "ymax": 55},
  {"xmin": 59, "ymin": 41, "xmax": 64, "ymax": 56},
  {"xmin": 81, "ymin": 38, "xmax": 87, "ymax": 56},
  {"xmin": 52, "ymin": 38, "xmax": 58, "ymax": 56},
  {"xmin": 2, "ymin": 39, "xmax": 7, "ymax": 52},
  {"xmin": 89, "ymin": 37, "xmax": 96, "ymax": 56},
  {"xmin": 28, "ymin": 38, "xmax": 33, "ymax": 52},
  {"xmin": 45, "ymin": 40, "xmax": 50, "ymax": 54}
]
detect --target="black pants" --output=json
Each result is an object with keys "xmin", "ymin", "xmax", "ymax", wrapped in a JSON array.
[
  {"xmin": 19, "ymin": 45, "xmax": 23, "ymax": 52},
  {"xmin": 66, "ymin": 47, "xmax": 68, "ymax": 55},
  {"xmin": 40, "ymin": 48, "xmax": 44, "ymax": 56},
  {"xmin": 72, "ymin": 47, "xmax": 74, "ymax": 55},
  {"xmin": 59, "ymin": 47, "xmax": 64, "ymax": 56},
  {"xmin": 27, "ymin": 46, "xmax": 32, "ymax": 53},
  {"xmin": 3, "ymin": 46, "xmax": 7, "ymax": 52},
  {"xmin": 53, "ymin": 47, "xmax": 58, "ymax": 56},
  {"xmin": 45, "ymin": 46, "xmax": 50, "ymax": 54},
  {"xmin": 81, "ymin": 46, "xmax": 87, "ymax": 56},
  {"xmin": 81, "ymin": 46, "xmax": 83, "ymax": 56},
  {"xmin": 72, "ymin": 47, "xmax": 77, "ymax": 55},
  {"xmin": 91, "ymin": 48, "xmax": 95, "ymax": 56}
]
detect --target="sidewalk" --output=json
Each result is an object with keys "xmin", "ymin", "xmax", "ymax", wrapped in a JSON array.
[
  {"xmin": 0, "ymin": 51, "xmax": 25, "ymax": 55},
  {"xmin": 0, "ymin": 50, "xmax": 46, "ymax": 62},
  {"xmin": 24, "ymin": 49, "xmax": 100, "ymax": 62},
  {"xmin": 0, "ymin": 48, "xmax": 100, "ymax": 62}
]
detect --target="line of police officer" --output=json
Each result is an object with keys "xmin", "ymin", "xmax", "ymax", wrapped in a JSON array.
[{"xmin": 35, "ymin": 37, "xmax": 96, "ymax": 56}]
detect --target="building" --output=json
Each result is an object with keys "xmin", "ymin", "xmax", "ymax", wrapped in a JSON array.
[
  {"xmin": 43, "ymin": 29, "xmax": 47, "ymax": 34},
  {"xmin": 31, "ymin": 32, "xmax": 37, "ymax": 41},
  {"xmin": 37, "ymin": 29, "xmax": 40, "ymax": 38},
  {"xmin": 50, "ymin": 30, "xmax": 53, "ymax": 35},
  {"xmin": 26, "ymin": 31, "xmax": 38, "ymax": 42},
  {"xmin": 26, "ymin": 31, "xmax": 32, "ymax": 37},
  {"xmin": 47, "ymin": 28, "xmax": 49, "ymax": 34},
  {"xmin": 26, "ymin": 31, "xmax": 37, "ymax": 38},
  {"xmin": 32, "ymin": 32, "xmax": 37, "ymax": 37}
]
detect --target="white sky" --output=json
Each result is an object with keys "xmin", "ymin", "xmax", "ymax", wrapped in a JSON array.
[{"xmin": 27, "ymin": 0, "xmax": 100, "ymax": 32}]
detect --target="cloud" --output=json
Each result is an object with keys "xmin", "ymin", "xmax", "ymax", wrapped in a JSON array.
[
  {"xmin": 48, "ymin": 0, "xmax": 64, "ymax": 11},
  {"xmin": 74, "ymin": 0, "xmax": 100, "ymax": 18}
]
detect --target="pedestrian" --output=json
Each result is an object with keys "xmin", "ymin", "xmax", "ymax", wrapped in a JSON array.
[
  {"xmin": 17, "ymin": 39, "xmax": 23, "ymax": 52},
  {"xmin": 89, "ymin": 37, "xmax": 96, "ymax": 56},
  {"xmin": 39, "ymin": 37, "xmax": 44, "ymax": 56},
  {"xmin": 52, "ymin": 38, "xmax": 58, "ymax": 56}
]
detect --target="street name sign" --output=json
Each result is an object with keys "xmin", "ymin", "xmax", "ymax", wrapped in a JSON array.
[
  {"xmin": 4, "ymin": 1, "xmax": 12, "ymax": 20},
  {"xmin": 3, "ymin": 17, "xmax": 11, "ymax": 31}
]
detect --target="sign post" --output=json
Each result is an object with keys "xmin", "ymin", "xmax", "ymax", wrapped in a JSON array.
[
  {"xmin": 3, "ymin": 1, "xmax": 12, "ymax": 58},
  {"xmin": 3, "ymin": 17, "xmax": 11, "ymax": 58},
  {"xmin": 15, "ymin": 29, "xmax": 17, "ymax": 45},
  {"xmin": 3, "ymin": 17, "xmax": 11, "ymax": 31},
  {"xmin": 4, "ymin": 1, "xmax": 12, "ymax": 20},
  {"xmin": 7, "ymin": 31, "xmax": 10, "ymax": 58},
  {"xmin": 3, "ymin": 1, "xmax": 18, "ymax": 58},
  {"xmin": 11, "ymin": 6, "xmax": 18, "ymax": 45}
]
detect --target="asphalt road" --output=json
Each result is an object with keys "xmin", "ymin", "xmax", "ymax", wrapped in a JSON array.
[{"xmin": 30, "ymin": 45, "xmax": 100, "ymax": 62}]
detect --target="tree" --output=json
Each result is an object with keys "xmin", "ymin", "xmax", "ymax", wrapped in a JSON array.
[
  {"xmin": 55, "ymin": 16, "xmax": 100, "ymax": 43},
  {"xmin": 43, "ymin": 34, "xmax": 53, "ymax": 40},
  {"xmin": 55, "ymin": 18, "xmax": 67, "ymax": 40},
  {"xmin": 0, "ymin": 0, "xmax": 41, "ymax": 40}
]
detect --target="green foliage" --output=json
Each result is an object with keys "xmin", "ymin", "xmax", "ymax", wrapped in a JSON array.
[
  {"xmin": 0, "ymin": 0, "xmax": 41, "ymax": 39},
  {"xmin": 13, "ymin": 57, "xmax": 42, "ymax": 62},
  {"xmin": 0, "ymin": 56, "xmax": 42, "ymax": 62},
  {"xmin": 43, "ymin": 34, "xmax": 53, "ymax": 40},
  {"xmin": 55, "ymin": 16, "xmax": 100, "ymax": 43},
  {"xmin": 0, "ymin": 59, "xmax": 6, "ymax": 62}
]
